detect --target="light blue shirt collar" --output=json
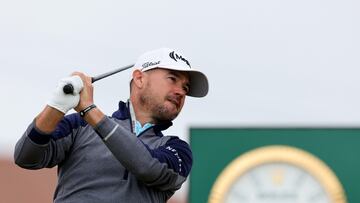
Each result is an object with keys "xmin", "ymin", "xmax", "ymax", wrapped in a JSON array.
[
  {"xmin": 134, "ymin": 121, "xmax": 154, "ymax": 136},
  {"xmin": 128, "ymin": 100, "xmax": 154, "ymax": 136}
]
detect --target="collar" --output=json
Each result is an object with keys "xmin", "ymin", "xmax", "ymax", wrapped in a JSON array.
[{"xmin": 111, "ymin": 100, "xmax": 173, "ymax": 133}]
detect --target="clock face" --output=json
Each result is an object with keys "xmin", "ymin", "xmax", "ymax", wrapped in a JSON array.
[
  {"xmin": 225, "ymin": 162, "xmax": 331, "ymax": 203},
  {"xmin": 209, "ymin": 146, "xmax": 346, "ymax": 203}
]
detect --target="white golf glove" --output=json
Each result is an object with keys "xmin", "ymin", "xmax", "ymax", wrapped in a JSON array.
[{"xmin": 47, "ymin": 75, "xmax": 84, "ymax": 114}]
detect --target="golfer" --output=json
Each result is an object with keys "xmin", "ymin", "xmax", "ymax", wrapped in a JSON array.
[{"xmin": 14, "ymin": 48, "xmax": 209, "ymax": 202}]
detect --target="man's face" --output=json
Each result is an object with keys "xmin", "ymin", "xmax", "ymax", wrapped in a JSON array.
[{"xmin": 139, "ymin": 68, "xmax": 190, "ymax": 123}]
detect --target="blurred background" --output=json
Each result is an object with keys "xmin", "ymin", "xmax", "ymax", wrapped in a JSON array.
[{"xmin": 0, "ymin": 0, "xmax": 359, "ymax": 202}]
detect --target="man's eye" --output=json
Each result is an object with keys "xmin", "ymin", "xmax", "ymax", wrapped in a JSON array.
[
  {"xmin": 183, "ymin": 86, "xmax": 190, "ymax": 94},
  {"xmin": 168, "ymin": 76, "xmax": 176, "ymax": 82}
]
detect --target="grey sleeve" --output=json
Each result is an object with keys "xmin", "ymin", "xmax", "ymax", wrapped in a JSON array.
[
  {"xmin": 94, "ymin": 117, "xmax": 187, "ymax": 191},
  {"xmin": 14, "ymin": 120, "xmax": 74, "ymax": 169}
]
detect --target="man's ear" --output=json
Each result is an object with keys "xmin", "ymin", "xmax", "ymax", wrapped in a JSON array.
[{"xmin": 132, "ymin": 69, "xmax": 144, "ymax": 88}]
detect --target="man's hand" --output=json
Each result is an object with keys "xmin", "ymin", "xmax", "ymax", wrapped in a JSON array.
[
  {"xmin": 71, "ymin": 72, "xmax": 94, "ymax": 112},
  {"xmin": 47, "ymin": 75, "xmax": 84, "ymax": 114},
  {"xmin": 36, "ymin": 74, "xmax": 83, "ymax": 133},
  {"xmin": 71, "ymin": 72, "xmax": 104, "ymax": 126}
]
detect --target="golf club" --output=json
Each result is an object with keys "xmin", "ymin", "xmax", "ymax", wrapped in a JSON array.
[{"xmin": 63, "ymin": 64, "xmax": 135, "ymax": 94}]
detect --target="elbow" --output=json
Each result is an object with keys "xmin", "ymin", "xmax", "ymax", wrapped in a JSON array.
[
  {"xmin": 14, "ymin": 157, "xmax": 28, "ymax": 169},
  {"xmin": 14, "ymin": 160, "xmax": 43, "ymax": 170},
  {"xmin": 13, "ymin": 145, "xmax": 45, "ymax": 170},
  {"xmin": 134, "ymin": 165, "xmax": 154, "ymax": 181},
  {"xmin": 14, "ymin": 145, "xmax": 27, "ymax": 168},
  {"xmin": 14, "ymin": 154, "xmax": 42, "ymax": 170},
  {"xmin": 132, "ymin": 162, "xmax": 162, "ymax": 182}
]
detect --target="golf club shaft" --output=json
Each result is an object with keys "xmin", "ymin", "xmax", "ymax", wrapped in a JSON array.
[{"xmin": 63, "ymin": 64, "xmax": 134, "ymax": 94}]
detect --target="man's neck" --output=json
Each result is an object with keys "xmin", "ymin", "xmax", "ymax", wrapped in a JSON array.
[{"xmin": 129, "ymin": 97, "xmax": 154, "ymax": 126}]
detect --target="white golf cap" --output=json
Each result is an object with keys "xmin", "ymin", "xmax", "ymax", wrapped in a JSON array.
[{"xmin": 133, "ymin": 48, "xmax": 209, "ymax": 97}]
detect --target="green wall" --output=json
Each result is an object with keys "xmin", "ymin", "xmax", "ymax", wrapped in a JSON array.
[{"xmin": 189, "ymin": 128, "xmax": 360, "ymax": 203}]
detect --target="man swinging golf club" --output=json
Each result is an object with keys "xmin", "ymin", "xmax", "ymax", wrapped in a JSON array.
[{"xmin": 14, "ymin": 47, "xmax": 209, "ymax": 202}]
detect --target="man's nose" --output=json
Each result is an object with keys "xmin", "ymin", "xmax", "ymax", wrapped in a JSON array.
[{"xmin": 174, "ymin": 85, "xmax": 187, "ymax": 96}]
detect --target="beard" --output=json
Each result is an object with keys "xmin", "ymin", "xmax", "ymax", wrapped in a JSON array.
[{"xmin": 139, "ymin": 88, "xmax": 180, "ymax": 123}]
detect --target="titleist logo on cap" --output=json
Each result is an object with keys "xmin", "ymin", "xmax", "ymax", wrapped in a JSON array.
[
  {"xmin": 142, "ymin": 61, "xmax": 160, "ymax": 69},
  {"xmin": 169, "ymin": 51, "xmax": 191, "ymax": 68}
]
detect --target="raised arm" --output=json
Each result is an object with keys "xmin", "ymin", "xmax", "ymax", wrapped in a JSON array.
[{"xmin": 14, "ymin": 75, "xmax": 84, "ymax": 169}]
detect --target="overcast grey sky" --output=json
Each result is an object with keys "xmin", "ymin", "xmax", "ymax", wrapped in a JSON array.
[
  {"xmin": 2, "ymin": 0, "xmax": 360, "ymax": 153},
  {"xmin": 1, "ymin": 0, "xmax": 359, "ymax": 199}
]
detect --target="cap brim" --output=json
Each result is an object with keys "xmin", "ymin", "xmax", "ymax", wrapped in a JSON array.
[
  {"xmin": 156, "ymin": 66, "xmax": 208, "ymax": 97},
  {"xmin": 186, "ymin": 70, "xmax": 209, "ymax": 97}
]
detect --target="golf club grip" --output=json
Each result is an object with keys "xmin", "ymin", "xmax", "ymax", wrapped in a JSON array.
[
  {"xmin": 62, "ymin": 64, "xmax": 134, "ymax": 94},
  {"xmin": 62, "ymin": 77, "xmax": 94, "ymax": 95}
]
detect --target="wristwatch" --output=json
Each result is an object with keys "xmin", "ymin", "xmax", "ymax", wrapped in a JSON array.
[{"xmin": 208, "ymin": 145, "xmax": 347, "ymax": 203}]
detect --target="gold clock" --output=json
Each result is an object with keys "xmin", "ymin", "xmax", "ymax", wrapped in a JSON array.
[{"xmin": 208, "ymin": 145, "xmax": 347, "ymax": 203}]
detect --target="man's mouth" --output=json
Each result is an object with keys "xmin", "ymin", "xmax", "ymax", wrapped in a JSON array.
[{"xmin": 167, "ymin": 97, "xmax": 180, "ymax": 109}]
